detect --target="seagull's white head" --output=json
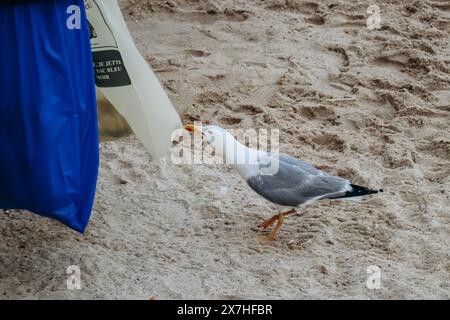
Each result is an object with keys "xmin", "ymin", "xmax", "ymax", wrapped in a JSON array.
[
  {"xmin": 184, "ymin": 124, "xmax": 240, "ymax": 161},
  {"xmin": 202, "ymin": 125, "xmax": 231, "ymax": 155}
]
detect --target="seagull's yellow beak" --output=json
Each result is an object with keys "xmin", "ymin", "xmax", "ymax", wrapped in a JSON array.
[{"xmin": 184, "ymin": 124, "xmax": 202, "ymax": 136}]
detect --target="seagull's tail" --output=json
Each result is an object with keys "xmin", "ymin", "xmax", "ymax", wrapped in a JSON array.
[{"xmin": 329, "ymin": 184, "xmax": 383, "ymax": 200}]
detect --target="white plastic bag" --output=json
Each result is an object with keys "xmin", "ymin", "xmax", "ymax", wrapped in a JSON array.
[{"xmin": 86, "ymin": 0, "xmax": 182, "ymax": 158}]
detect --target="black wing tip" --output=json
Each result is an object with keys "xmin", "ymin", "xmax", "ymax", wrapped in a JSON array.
[
  {"xmin": 327, "ymin": 185, "xmax": 384, "ymax": 200},
  {"xmin": 347, "ymin": 184, "xmax": 384, "ymax": 197}
]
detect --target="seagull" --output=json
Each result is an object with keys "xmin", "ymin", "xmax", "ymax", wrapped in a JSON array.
[{"xmin": 184, "ymin": 124, "xmax": 383, "ymax": 240}]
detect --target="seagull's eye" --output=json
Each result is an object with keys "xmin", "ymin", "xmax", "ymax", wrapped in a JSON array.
[
  {"xmin": 207, "ymin": 135, "xmax": 215, "ymax": 144},
  {"xmin": 205, "ymin": 130, "xmax": 216, "ymax": 143}
]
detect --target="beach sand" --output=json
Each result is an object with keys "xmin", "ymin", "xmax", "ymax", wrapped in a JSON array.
[{"xmin": 1, "ymin": 0, "xmax": 449, "ymax": 299}]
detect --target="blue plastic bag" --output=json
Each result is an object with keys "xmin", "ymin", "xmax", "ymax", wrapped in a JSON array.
[{"xmin": 0, "ymin": 0, "xmax": 99, "ymax": 232}]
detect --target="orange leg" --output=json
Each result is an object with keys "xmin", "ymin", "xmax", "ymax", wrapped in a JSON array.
[
  {"xmin": 259, "ymin": 209, "xmax": 297, "ymax": 240},
  {"xmin": 259, "ymin": 208, "xmax": 296, "ymax": 229}
]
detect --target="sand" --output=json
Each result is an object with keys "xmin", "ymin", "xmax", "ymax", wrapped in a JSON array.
[{"xmin": 1, "ymin": 0, "xmax": 450, "ymax": 299}]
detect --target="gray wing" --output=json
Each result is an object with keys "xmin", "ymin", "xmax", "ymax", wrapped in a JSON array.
[
  {"xmin": 277, "ymin": 153, "xmax": 328, "ymax": 176},
  {"xmin": 247, "ymin": 154, "xmax": 350, "ymax": 207}
]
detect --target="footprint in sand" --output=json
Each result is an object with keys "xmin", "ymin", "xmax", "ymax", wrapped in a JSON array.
[
  {"xmin": 220, "ymin": 116, "xmax": 242, "ymax": 125},
  {"xmin": 184, "ymin": 49, "xmax": 211, "ymax": 58},
  {"xmin": 236, "ymin": 104, "xmax": 264, "ymax": 114},
  {"xmin": 299, "ymin": 105, "xmax": 337, "ymax": 120},
  {"xmin": 306, "ymin": 14, "xmax": 325, "ymax": 25},
  {"xmin": 312, "ymin": 133, "xmax": 346, "ymax": 152}
]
